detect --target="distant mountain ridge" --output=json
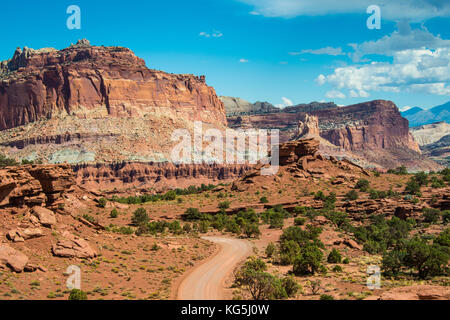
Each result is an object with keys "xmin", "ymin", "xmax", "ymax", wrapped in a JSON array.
[{"xmin": 401, "ymin": 102, "xmax": 450, "ymax": 127}]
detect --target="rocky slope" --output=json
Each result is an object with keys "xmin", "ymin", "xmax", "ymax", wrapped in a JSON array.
[
  {"xmin": 229, "ymin": 100, "xmax": 440, "ymax": 170},
  {"xmin": 220, "ymin": 96, "xmax": 278, "ymax": 116},
  {"xmin": 410, "ymin": 122, "xmax": 450, "ymax": 146},
  {"xmin": 0, "ymin": 40, "xmax": 226, "ymax": 163}
]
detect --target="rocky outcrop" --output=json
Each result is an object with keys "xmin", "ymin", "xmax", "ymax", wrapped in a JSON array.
[
  {"xmin": 0, "ymin": 164, "xmax": 75, "ymax": 208},
  {"xmin": 220, "ymin": 96, "xmax": 278, "ymax": 116},
  {"xmin": 232, "ymin": 138, "xmax": 369, "ymax": 192},
  {"xmin": 0, "ymin": 40, "xmax": 226, "ymax": 163},
  {"xmin": 52, "ymin": 231, "xmax": 96, "ymax": 259},
  {"xmin": 0, "ymin": 245, "xmax": 29, "ymax": 272},
  {"xmin": 228, "ymin": 100, "xmax": 439, "ymax": 170},
  {"xmin": 73, "ymin": 162, "xmax": 252, "ymax": 192}
]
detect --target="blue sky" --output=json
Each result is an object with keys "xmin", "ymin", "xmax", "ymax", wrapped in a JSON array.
[{"xmin": 0, "ymin": 0, "xmax": 449, "ymax": 110}]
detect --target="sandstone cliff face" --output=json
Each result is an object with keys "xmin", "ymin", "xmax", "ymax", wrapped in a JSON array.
[
  {"xmin": 228, "ymin": 100, "xmax": 439, "ymax": 170},
  {"xmin": 0, "ymin": 40, "xmax": 226, "ymax": 130},
  {"xmin": 73, "ymin": 162, "xmax": 252, "ymax": 192},
  {"xmin": 0, "ymin": 40, "xmax": 226, "ymax": 164}
]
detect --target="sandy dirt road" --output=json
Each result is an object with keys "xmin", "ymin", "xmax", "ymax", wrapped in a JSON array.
[{"xmin": 177, "ymin": 237, "xmax": 251, "ymax": 300}]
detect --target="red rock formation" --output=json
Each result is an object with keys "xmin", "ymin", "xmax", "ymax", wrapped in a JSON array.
[
  {"xmin": 228, "ymin": 100, "xmax": 438, "ymax": 170},
  {"xmin": 0, "ymin": 164, "xmax": 75, "ymax": 208},
  {"xmin": 0, "ymin": 40, "xmax": 226, "ymax": 130},
  {"xmin": 73, "ymin": 162, "xmax": 252, "ymax": 192}
]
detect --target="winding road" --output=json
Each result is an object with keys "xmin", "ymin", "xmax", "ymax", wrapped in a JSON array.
[{"xmin": 177, "ymin": 237, "xmax": 251, "ymax": 300}]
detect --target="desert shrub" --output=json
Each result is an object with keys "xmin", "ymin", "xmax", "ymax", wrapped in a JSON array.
[
  {"xmin": 430, "ymin": 176, "xmax": 446, "ymax": 188},
  {"xmin": 368, "ymin": 189, "xmax": 388, "ymax": 199},
  {"xmin": 293, "ymin": 244, "xmax": 323, "ymax": 276},
  {"xmin": 294, "ymin": 217, "xmax": 306, "ymax": 226},
  {"xmin": 320, "ymin": 294, "xmax": 334, "ymax": 300},
  {"xmin": 405, "ymin": 179, "xmax": 421, "ymax": 196},
  {"xmin": 402, "ymin": 237, "xmax": 449, "ymax": 279},
  {"xmin": 162, "ymin": 190, "xmax": 177, "ymax": 201},
  {"xmin": 260, "ymin": 196, "xmax": 269, "ymax": 204},
  {"xmin": 422, "ymin": 208, "xmax": 441, "ymax": 224},
  {"xmin": 351, "ymin": 215, "xmax": 411, "ymax": 254},
  {"xmin": 413, "ymin": 172, "xmax": 429, "ymax": 186},
  {"xmin": 355, "ymin": 179, "xmax": 370, "ymax": 192},
  {"xmin": 183, "ymin": 223, "xmax": 192, "ymax": 233},
  {"xmin": 110, "ymin": 209, "xmax": 118, "ymax": 218},
  {"xmin": 345, "ymin": 190, "xmax": 359, "ymax": 201},
  {"xmin": 293, "ymin": 206, "xmax": 307, "ymax": 216},
  {"xmin": 325, "ymin": 211, "xmax": 349, "ymax": 228},
  {"xmin": 218, "ymin": 201, "xmax": 231, "ymax": 210},
  {"xmin": 314, "ymin": 191, "xmax": 326, "ymax": 201},
  {"xmin": 225, "ymin": 219, "xmax": 241, "ymax": 235},
  {"xmin": 387, "ymin": 165, "xmax": 408, "ymax": 175},
  {"xmin": 332, "ymin": 265, "xmax": 343, "ymax": 272},
  {"xmin": 82, "ymin": 214, "xmax": 97, "ymax": 224},
  {"xmin": 183, "ymin": 208, "xmax": 202, "ymax": 221},
  {"xmin": 131, "ymin": 208, "xmax": 149, "ymax": 226},
  {"xmin": 278, "ymin": 240, "xmax": 301, "ymax": 265},
  {"xmin": 261, "ymin": 209, "xmax": 284, "ymax": 229},
  {"xmin": 265, "ymin": 242, "xmax": 276, "ymax": 258},
  {"xmin": 323, "ymin": 192, "xmax": 337, "ymax": 210},
  {"xmin": 97, "ymin": 197, "xmax": 107, "ymax": 208},
  {"xmin": 327, "ymin": 248, "xmax": 342, "ymax": 263},
  {"xmin": 168, "ymin": 221, "xmax": 183, "ymax": 235},
  {"xmin": 382, "ymin": 248, "xmax": 406, "ymax": 276},
  {"xmin": 281, "ymin": 276, "xmax": 300, "ymax": 298},
  {"xmin": 434, "ymin": 228, "xmax": 450, "ymax": 247},
  {"xmin": 0, "ymin": 154, "xmax": 18, "ymax": 168},
  {"xmin": 197, "ymin": 220, "xmax": 210, "ymax": 233},
  {"xmin": 68, "ymin": 289, "xmax": 88, "ymax": 300},
  {"xmin": 442, "ymin": 211, "xmax": 450, "ymax": 224},
  {"xmin": 243, "ymin": 223, "xmax": 261, "ymax": 239},
  {"xmin": 343, "ymin": 257, "xmax": 349, "ymax": 264},
  {"xmin": 280, "ymin": 225, "xmax": 324, "ymax": 249}
]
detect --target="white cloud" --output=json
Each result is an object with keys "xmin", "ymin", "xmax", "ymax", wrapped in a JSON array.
[
  {"xmin": 199, "ymin": 30, "xmax": 223, "ymax": 38},
  {"xmin": 237, "ymin": 0, "xmax": 450, "ymax": 21},
  {"xmin": 239, "ymin": 59, "xmax": 249, "ymax": 63},
  {"xmin": 299, "ymin": 47, "xmax": 345, "ymax": 56},
  {"xmin": 350, "ymin": 22, "xmax": 450, "ymax": 61},
  {"xmin": 318, "ymin": 48, "xmax": 450, "ymax": 96},
  {"xmin": 275, "ymin": 97, "xmax": 294, "ymax": 108},
  {"xmin": 325, "ymin": 90, "xmax": 346, "ymax": 99}
]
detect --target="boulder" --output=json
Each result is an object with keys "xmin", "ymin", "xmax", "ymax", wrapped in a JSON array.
[
  {"xmin": 344, "ymin": 239, "xmax": 363, "ymax": 250},
  {"xmin": 31, "ymin": 206, "xmax": 56, "ymax": 227},
  {"xmin": 7, "ymin": 228, "xmax": 43, "ymax": 242},
  {"xmin": 0, "ymin": 245, "xmax": 29, "ymax": 272},
  {"xmin": 52, "ymin": 231, "xmax": 96, "ymax": 259}
]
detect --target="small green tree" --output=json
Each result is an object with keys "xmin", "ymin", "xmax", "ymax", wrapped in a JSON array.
[
  {"xmin": 327, "ymin": 248, "xmax": 342, "ymax": 263},
  {"xmin": 97, "ymin": 197, "xmax": 107, "ymax": 208},
  {"xmin": 132, "ymin": 208, "xmax": 149, "ymax": 226},
  {"xmin": 265, "ymin": 242, "xmax": 276, "ymax": 258},
  {"xmin": 293, "ymin": 244, "xmax": 323, "ymax": 276}
]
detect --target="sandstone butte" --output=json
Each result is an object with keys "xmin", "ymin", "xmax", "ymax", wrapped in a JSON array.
[{"xmin": 0, "ymin": 39, "xmax": 226, "ymax": 164}]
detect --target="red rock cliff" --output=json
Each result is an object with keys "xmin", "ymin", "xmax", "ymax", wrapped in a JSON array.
[{"xmin": 0, "ymin": 39, "xmax": 226, "ymax": 130}]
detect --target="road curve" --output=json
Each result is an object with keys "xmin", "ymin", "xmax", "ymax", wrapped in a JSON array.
[{"xmin": 177, "ymin": 237, "xmax": 251, "ymax": 300}]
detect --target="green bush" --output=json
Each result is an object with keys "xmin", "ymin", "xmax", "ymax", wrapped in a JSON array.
[
  {"xmin": 355, "ymin": 179, "xmax": 370, "ymax": 192},
  {"xmin": 218, "ymin": 201, "xmax": 231, "ymax": 210},
  {"xmin": 387, "ymin": 165, "xmax": 408, "ymax": 175},
  {"xmin": 260, "ymin": 196, "xmax": 269, "ymax": 204},
  {"xmin": 327, "ymin": 248, "xmax": 342, "ymax": 263},
  {"xmin": 183, "ymin": 208, "xmax": 202, "ymax": 221},
  {"xmin": 293, "ymin": 244, "xmax": 323, "ymax": 276},
  {"xmin": 332, "ymin": 265, "xmax": 343, "ymax": 272},
  {"xmin": 345, "ymin": 190, "xmax": 359, "ymax": 201},
  {"xmin": 294, "ymin": 217, "xmax": 306, "ymax": 226},
  {"xmin": 131, "ymin": 208, "xmax": 149, "ymax": 226},
  {"xmin": 0, "ymin": 154, "xmax": 18, "ymax": 168},
  {"xmin": 405, "ymin": 179, "xmax": 421, "ymax": 196},
  {"xmin": 97, "ymin": 197, "xmax": 107, "ymax": 208},
  {"xmin": 110, "ymin": 209, "xmax": 119, "ymax": 218},
  {"xmin": 422, "ymin": 208, "xmax": 441, "ymax": 224},
  {"xmin": 243, "ymin": 223, "xmax": 261, "ymax": 239},
  {"xmin": 320, "ymin": 294, "xmax": 334, "ymax": 300},
  {"xmin": 68, "ymin": 289, "xmax": 88, "ymax": 300},
  {"xmin": 265, "ymin": 242, "xmax": 276, "ymax": 258}
]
